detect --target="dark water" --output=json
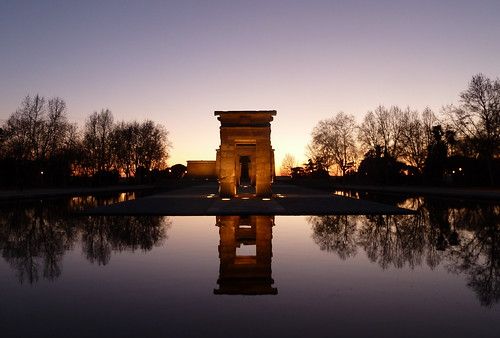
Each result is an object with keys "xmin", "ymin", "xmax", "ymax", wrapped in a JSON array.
[{"xmin": 0, "ymin": 194, "xmax": 499, "ymax": 337}]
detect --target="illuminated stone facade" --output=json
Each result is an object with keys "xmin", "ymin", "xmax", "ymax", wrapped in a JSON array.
[
  {"xmin": 215, "ymin": 110, "xmax": 276, "ymax": 197},
  {"xmin": 186, "ymin": 160, "xmax": 217, "ymax": 178}
]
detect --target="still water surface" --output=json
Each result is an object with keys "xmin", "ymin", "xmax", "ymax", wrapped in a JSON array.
[{"xmin": 0, "ymin": 194, "xmax": 499, "ymax": 337}]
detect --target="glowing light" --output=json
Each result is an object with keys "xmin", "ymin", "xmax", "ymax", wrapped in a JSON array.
[
  {"xmin": 221, "ymin": 198, "xmax": 230, "ymax": 201},
  {"xmin": 40, "ymin": 171, "xmax": 44, "ymax": 175},
  {"xmin": 459, "ymin": 167, "xmax": 462, "ymax": 171},
  {"xmin": 242, "ymin": 197, "xmax": 249, "ymax": 200},
  {"xmin": 262, "ymin": 198, "xmax": 271, "ymax": 201}
]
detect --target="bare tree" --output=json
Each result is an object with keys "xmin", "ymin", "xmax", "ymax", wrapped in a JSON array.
[
  {"xmin": 357, "ymin": 110, "xmax": 379, "ymax": 153},
  {"xmin": 1, "ymin": 94, "xmax": 171, "ymax": 185},
  {"xmin": 445, "ymin": 73, "xmax": 500, "ymax": 183},
  {"xmin": 83, "ymin": 109, "xmax": 114, "ymax": 173},
  {"xmin": 41, "ymin": 97, "xmax": 69, "ymax": 159},
  {"xmin": 422, "ymin": 107, "xmax": 438, "ymax": 146},
  {"xmin": 279, "ymin": 153, "xmax": 296, "ymax": 176},
  {"xmin": 4, "ymin": 95, "xmax": 46, "ymax": 160},
  {"xmin": 135, "ymin": 120, "xmax": 170, "ymax": 171},
  {"xmin": 311, "ymin": 112, "xmax": 357, "ymax": 175},
  {"xmin": 0, "ymin": 127, "xmax": 5, "ymax": 156},
  {"xmin": 110, "ymin": 120, "xmax": 170, "ymax": 177},
  {"xmin": 110, "ymin": 121, "xmax": 139, "ymax": 178},
  {"xmin": 400, "ymin": 107, "xmax": 436, "ymax": 172},
  {"xmin": 358, "ymin": 105, "xmax": 406, "ymax": 159},
  {"xmin": 3, "ymin": 95, "xmax": 73, "ymax": 161}
]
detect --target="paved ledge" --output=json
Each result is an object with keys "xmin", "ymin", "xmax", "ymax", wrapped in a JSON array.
[
  {"xmin": 331, "ymin": 184, "xmax": 500, "ymax": 200},
  {"xmin": 0, "ymin": 185, "xmax": 154, "ymax": 201},
  {"xmin": 86, "ymin": 182, "xmax": 413, "ymax": 216}
]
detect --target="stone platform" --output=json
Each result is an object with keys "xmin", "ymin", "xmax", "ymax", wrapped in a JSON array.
[{"xmin": 85, "ymin": 182, "xmax": 412, "ymax": 216}]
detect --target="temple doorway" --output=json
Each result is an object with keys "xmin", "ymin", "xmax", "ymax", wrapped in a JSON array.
[{"xmin": 239, "ymin": 156, "xmax": 251, "ymax": 185}]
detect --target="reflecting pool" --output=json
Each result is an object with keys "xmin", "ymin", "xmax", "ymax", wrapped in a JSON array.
[{"xmin": 0, "ymin": 196, "xmax": 499, "ymax": 337}]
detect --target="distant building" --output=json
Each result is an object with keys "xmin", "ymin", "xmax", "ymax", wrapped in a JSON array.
[{"xmin": 186, "ymin": 160, "xmax": 217, "ymax": 178}]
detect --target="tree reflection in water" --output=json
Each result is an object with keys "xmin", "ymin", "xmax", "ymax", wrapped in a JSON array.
[
  {"xmin": 445, "ymin": 204, "xmax": 500, "ymax": 307},
  {"xmin": 82, "ymin": 215, "xmax": 169, "ymax": 265},
  {"xmin": 1, "ymin": 194, "xmax": 498, "ymax": 307},
  {"xmin": 0, "ymin": 196, "xmax": 170, "ymax": 283},
  {"xmin": 358, "ymin": 213, "xmax": 428, "ymax": 269},
  {"xmin": 309, "ymin": 215, "xmax": 358, "ymax": 259},
  {"xmin": 309, "ymin": 198, "xmax": 500, "ymax": 307}
]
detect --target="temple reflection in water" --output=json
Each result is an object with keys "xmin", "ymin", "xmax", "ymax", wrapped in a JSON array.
[{"xmin": 214, "ymin": 215, "xmax": 277, "ymax": 295}]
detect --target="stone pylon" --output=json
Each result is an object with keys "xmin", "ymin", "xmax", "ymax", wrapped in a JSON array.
[{"xmin": 215, "ymin": 110, "xmax": 276, "ymax": 197}]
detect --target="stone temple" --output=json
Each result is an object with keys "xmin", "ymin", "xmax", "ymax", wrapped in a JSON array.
[{"xmin": 215, "ymin": 110, "xmax": 276, "ymax": 197}]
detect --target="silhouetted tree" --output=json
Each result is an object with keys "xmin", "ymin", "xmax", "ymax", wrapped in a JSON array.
[
  {"xmin": 358, "ymin": 105, "xmax": 405, "ymax": 159},
  {"xmin": 4, "ymin": 94, "xmax": 46, "ymax": 160},
  {"xmin": 357, "ymin": 146, "xmax": 406, "ymax": 184},
  {"xmin": 1, "ymin": 95, "xmax": 79, "ymax": 186},
  {"xmin": 42, "ymin": 97, "xmax": 69, "ymax": 159},
  {"xmin": 400, "ymin": 107, "xmax": 437, "ymax": 172},
  {"xmin": 83, "ymin": 109, "xmax": 114, "ymax": 175},
  {"xmin": 445, "ymin": 74, "xmax": 500, "ymax": 184},
  {"xmin": 290, "ymin": 166, "xmax": 306, "ymax": 178},
  {"xmin": 423, "ymin": 126, "xmax": 448, "ymax": 184},
  {"xmin": 111, "ymin": 121, "xmax": 139, "ymax": 178},
  {"xmin": 310, "ymin": 112, "xmax": 357, "ymax": 175},
  {"xmin": 0, "ymin": 127, "xmax": 6, "ymax": 158},
  {"xmin": 3, "ymin": 95, "xmax": 73, "ymax": 161},
  {"xmin": 279, "ymin": 153, "xmax": 296, "ymax": 176},
  {"xmin": 110, "ymin": 120, "xmax": 170, "ymax": 181},
  {"xmin": 1, "ymin": 94, "xmax": 174, "ymax": 187},
  {"xmin": 170, "ymin": 164, "xmax": 187, "ymax": 179},
  {"xmin": 301, "ymin": 158, "xmax": 329, "ymax": 177},
  {"xmin": 135, "ymin": 120, "xmax": 170, "ymax": 172}
]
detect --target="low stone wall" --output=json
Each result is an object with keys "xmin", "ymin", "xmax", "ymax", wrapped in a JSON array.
[{"xmin": 186, "ymin": 160, "xmax": 217, "ymax": 178}]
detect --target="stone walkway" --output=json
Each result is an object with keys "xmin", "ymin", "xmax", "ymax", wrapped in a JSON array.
[{"xmin": 86, "ymin": 182, "xmax": 413, "ymax": 216}]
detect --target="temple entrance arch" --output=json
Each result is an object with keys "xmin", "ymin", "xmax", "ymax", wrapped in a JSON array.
[{"xmin": 215, "ymin": 110, "xmax": 276, "ymax": 197}]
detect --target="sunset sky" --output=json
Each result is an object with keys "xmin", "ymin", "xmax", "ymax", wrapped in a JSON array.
[{"xmin": 1, "ymin": 0, "xmax": 499, "ymax": 167}]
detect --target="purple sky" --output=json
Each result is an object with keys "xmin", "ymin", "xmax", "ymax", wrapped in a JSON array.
[{"xmin": 1, "ymin": 0, "xmax": 499, "ymax": 166}]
